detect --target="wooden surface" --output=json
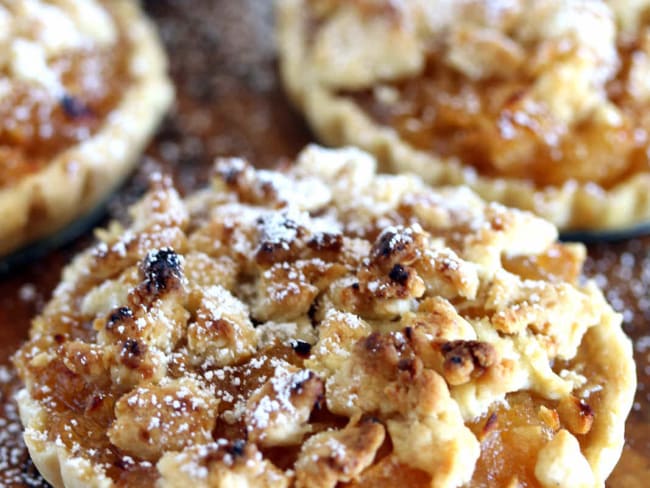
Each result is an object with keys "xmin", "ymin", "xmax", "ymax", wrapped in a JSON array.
[{"xmin": 0, "ymin": 1, "xmax": 647, "ymax": 485}]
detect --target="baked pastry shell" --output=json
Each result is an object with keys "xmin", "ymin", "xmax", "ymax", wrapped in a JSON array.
[
  {"xmin": 276, "ymin": 0, "xmax": 650, "ymax": 233},
  {"xmin": 0, "ymin": 0, "xmax": 174, "ymax": 257}
]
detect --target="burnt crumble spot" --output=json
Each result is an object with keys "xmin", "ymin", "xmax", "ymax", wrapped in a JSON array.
[
  {"xmin": 360, "ymin": 332, "xmax": 410, "ymax": 369},
  {"xmin": 256, "ymin": 214, "xmax": 301, "ymax": 230},
  {"xmin": 139, "ymin": 429, "xmax": 151, "ymax": 443},
  {"xmin": 441, "ymin": 340, "xmax": 495, "ymax": 368},
  {"xmin": 388, "ymin": 263, "xmax": 409, "ymax": 285},
  {"xmin": 291, "ymin": 339, "xmax": 312, "ymax": 357},
  {"xmin": 109, "ymin": 306, "xmax": 134, "ymax": 325},
  {"xmin": 256, "ymin": 241, "xmax": 283, "ymax": 258},
  {"xmin": 441, "ymin": 340, "xmax": 496, "ymax": 385},
  {"xmin": 255, "ymin": 213, "xmax": 304, "ymax": 265},
  {"xmin": 404, "ymin": 326, "xmax": 414, "ymax": 340},
  {"xmin": 307, "ymin": 301, "xmax": 319, "ymax": 325},
  {"xmin": 363, "ymin": 333, "xmax": 384, "ymax": 354},
  {"xmin": 371, "ymin": 227, "xmax": 414, "ymax": 261},
  {"xmin": 373, "ymin": 229, "xmax": 403, "ymax": 258},
  {"xmin": 307, "ymin": 232, "xmax": 343, "ymax": 254},
  {"xmin": 369, "ymin": 226, "xmax": 421, "ymax": 272},
  {"xmin": 61, "ymin": 94, "xmax": 93, "ymax": 119},
  {"xmin": 216, "ymin": 157, "xmax": 250, "ymax": 185},
  {"xmin": 106, "ymin": 306, "xmax": 136, "ymax": 335},
  {"xmin": 578, "ymin": 400, "xmax": 594, "ymax": 419},
  {"xmin": 141, "ymin": 248, "xmax": 183, "ymax": 294},
  {"xmin": 53, "ymin": 334, "xmax": 65, "ymax": 345},
  {"xmin": 397, "ymin": 358, "xmax": 415, "ymax": 372},
  {"xmin": 120, "ymin": 339, "xmax": 145, "ymax": 369},
  {"xmin": 449, "ymin": 355, "xmax": 463, "ymax": 365},
  {"xmin": 123, "ymin": 339, "xmax": 141, "ymax": 356},
  {"xmin": 113, "ymin": 457, "xmax": 130, "ymax": 472},
  {"xmin": 228, "ymin": 439, "xmax": 246, "ymax": 457}
]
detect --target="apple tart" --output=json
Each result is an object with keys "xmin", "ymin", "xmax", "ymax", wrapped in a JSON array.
[
  {"xmin": 13, "ymin": 145, "xmax": 635, "ymax": 487},
  {"xmin": 0, "ymin": 0, "xmax": 173, "ymax": 256},
  {"xmin": 277, "ymin": 0, "xmax": 650, "ymax": 232}
]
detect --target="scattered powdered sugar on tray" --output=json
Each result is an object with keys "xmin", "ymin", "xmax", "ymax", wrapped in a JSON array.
[
  {"xmin": 585, "ymin": 238, "xmax": 650, "ymax": 428},
  {"xmin": 0, "ymin": 365, "xmax": 49, "ymax": 487},
  {"xmin": 1, "ymin": 0, "xmax": 649, "ymax": 486}
]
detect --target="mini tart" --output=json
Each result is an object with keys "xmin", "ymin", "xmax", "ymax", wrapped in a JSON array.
[
  {"xmin": 277, "ymin": 0, "xmax": 650, "ymax": 232},
  {"xmin": 0, "ymin": 0, "xmax": 173, "ymax": 256},
  {"xmin": 14, "ymin": 145, "xmax": 635, "ymax": 487}
]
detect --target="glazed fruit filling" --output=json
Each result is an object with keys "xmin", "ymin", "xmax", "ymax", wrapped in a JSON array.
[
  {"xmin": 347, "ymin": 42, "xmax": 650, "ymax": 189},
  {"xmin": 468, "ymin": 393, "xmax": 558, "ymax": 488},
  {"xmin": 502, "ymin": 243, "xmax": 582, "ymax": 285},
  {"xmin": 0, "ymin": 41, "xmax": 131, "ymax": 188}
]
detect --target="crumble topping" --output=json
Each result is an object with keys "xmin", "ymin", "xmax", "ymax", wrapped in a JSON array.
[
  {"xmin": 15, "ymin": 145, "xmax": 629, "ymax": 486},
  {"xmin": 304, "ymin": 0, "xmax": 619, "ymax": 128}
]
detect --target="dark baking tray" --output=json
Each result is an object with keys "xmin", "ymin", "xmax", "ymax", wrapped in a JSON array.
[{"xmin": 0, "ymin": 1, "xmax": 647, "ymax": 486}]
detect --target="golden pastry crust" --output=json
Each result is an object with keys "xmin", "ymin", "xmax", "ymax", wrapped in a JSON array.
[
  {"xmin": 14, "ymin": 146, "xmax": 635, "ymax": 487},
  {"xmin": 277, "ymin": 0, "xmax": 650, "ymax": 232},
  {"xmin": 0, "ymin": 0, "xmax": 173, "ymax": 256}
]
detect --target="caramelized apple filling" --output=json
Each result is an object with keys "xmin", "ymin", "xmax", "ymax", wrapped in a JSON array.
[
  {"xmin": 468, "ymin": 393, "xmax": 559, "ymax": 488},
  {"xmin": 502, "ymin": 243, "xmax": 583, "ymax": 285},
  {"xmin": 347, "ymin": 44, "xmax": 650, "ymax": 190}
]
